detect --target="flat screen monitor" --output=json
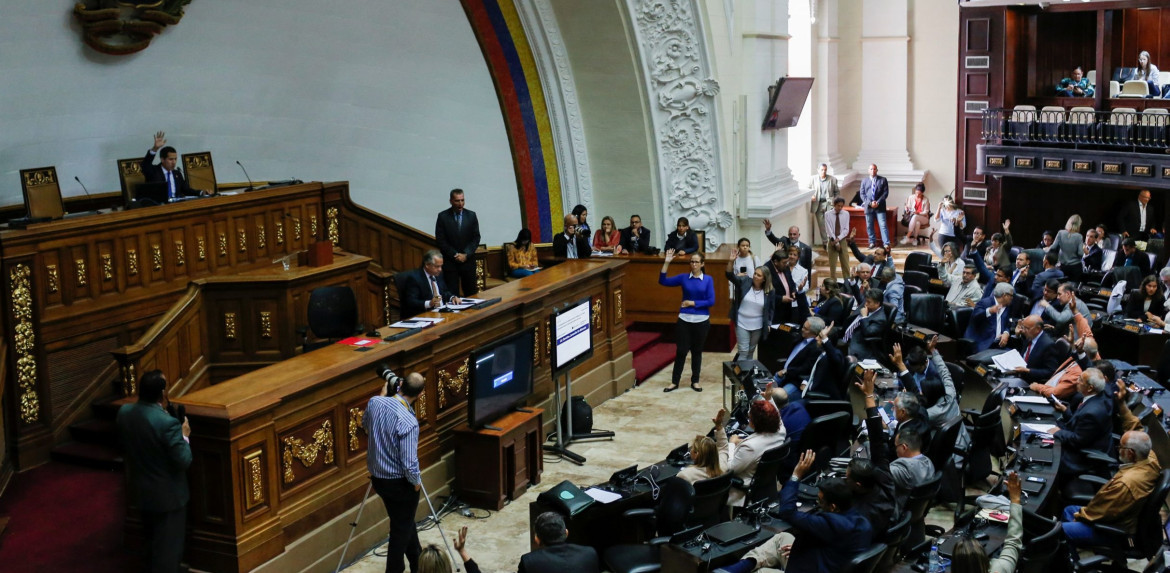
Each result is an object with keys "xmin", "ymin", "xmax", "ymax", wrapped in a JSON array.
[
  {"xmin": 468, "ymin": 328, "xmax": 535, "ymax": 429},
  {"xmin": 552, "ymin": 296, "xmax": 594, "ymax": 374},
  {"xmin": 762, "ymin": 77, "xmax": 814, "ymax": 130}
]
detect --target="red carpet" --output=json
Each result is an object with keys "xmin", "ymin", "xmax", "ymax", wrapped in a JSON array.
[
  {"xmin": 633, "ymin": 341, "xmax": 676, "ymax": 384},
  {"xmin": 627, "ymin": 329, "xmax": 660, "ymax": 355},
  {"xmin": 0, "ymin": 462, "xmax": 133, "ymax": 573}
]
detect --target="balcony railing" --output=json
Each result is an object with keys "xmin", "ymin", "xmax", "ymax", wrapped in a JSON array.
[{"xmin": 981, "ymin": 107, "xmax": 1170, "ymax": 151}]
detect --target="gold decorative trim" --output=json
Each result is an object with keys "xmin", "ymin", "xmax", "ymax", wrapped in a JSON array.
[
  {"xmin": 294, "ymin": 218, "xmax": 302, "ymax": 242},
  {"xmin": 438, "ymin": 358, "xmax": 469, "ymax": 409},
  {"xmin": 224, "ymin": 312, "xmax": 237, "ymax": 340},
  {"xmin": 218, "ymin": 232, "xmax": 228, "ymax": 257},
  {"xmin": 591, "ymin": 297, "xmax": 602, "ymax": 330},
  {"xmin": 257, "ymin": 224, "xmax": 267, "ymax": 249},
  {"xmin": 46, "ymin": 265, "xmax": 59, "ymax": 294},
  {"xmin": 75, "ymin": 259, "xmax": 88, "ymax": 287},
  {"xmin": 615, "ymin": 289, "xmax": 623, "ymax": 322},
  {"xmin": 237, "ymin": 228, "xmax": 248, "ymax": 253},
  {"xmin": 151, "ymin": 245, "xmax": 163, "ymax": 271},
  {"xmin": 127, "ymin": 249, "xmax": 139, "ymax": 276},
  {"xmin": 416, "ymin": 389, "xmax": 427, "ymax": 420},
  {"xmin": 281, "ymin": 420, "xmax": 334, "ymax": 483},
  {"xmin": 121, "ymin": 362, "xmax": 136, "ymax": 397},
  {"xmin": 533, "ymin": 326, "xmax": 540, "ymax": 365},
  {"xmin": 21, "ymin": 168, "xmax": 56, "ymax": 187},
  {"xmin": 259, "ymin": 311, "xmax": 272, "ymax": 339},
  {"xmin": 383, "ymin": 284, "xmax": 391, "ymax": 325},
  {"xmin": 275, "ymin": 221, "xmax": 285, "ymax": 245},
  {"xmin": 244, "ymin": 450, "xmax": 265, "ymax": 509},
  {"xmin": 310, "ymin": 215, "xmax": 318, "ymax": 239},
  {"xmin": 475, "ymin": 259, "xmax": 486, "ymax": 291},
  {"xmin": 347, "ymin": 407, "xmax": 365, "ymax": 452},
  {"xmin": 174, "ymin": 241, "xmax": 185, "ymax": 267},
  {"xmin": 545, "ymin": 318, "xmax": 551, "ymax": 357},
  {"xmin": 326, "ymin": 207, "xmax": 339, "ymax": 247},
  {"xmin": 197, "ymin": 236, "xmax": 206, "ymax": 261},
  {"xmin": 100, "ymin": 254, "xmax": 113, "ymax": 281},
  {"xmin": 10, "ymin": 264, "xmax": 41, "ymax": 423}
]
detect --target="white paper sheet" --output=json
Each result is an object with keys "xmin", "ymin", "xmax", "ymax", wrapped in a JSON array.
[
  {"xmin": 1008, "ymin": 396, "xmax": 1050, "ymax": 405},
  {"xmin": 1020, "ymin": 422, "xmax": 1054, "ymax": 435},
  {"xmin": 992, "ymin": 349, "xmax": 1027, "ymax": 372},
  {"xmin": 584, "ymin": 487, "xmax": 622, "ymax": 504}
]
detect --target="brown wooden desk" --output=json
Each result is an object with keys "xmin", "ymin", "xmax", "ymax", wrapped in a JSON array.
[
  {"xmin": 173, "ymin": 259, "xmax": 632, "ymax": 572},
  {"xmin": 617, "ymin": 245, "xmax": 734, "ymax": 351},
  {"xmin": 844, "ymin": 206, "xmax": 897, "ymax": 246}
]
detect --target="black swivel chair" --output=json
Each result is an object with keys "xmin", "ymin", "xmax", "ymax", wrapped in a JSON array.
[
  {"xmin": 687, "ymin": 472, "xmax": 732, "ymax": 528},
  {"xmin": 603, "ymin": 477, "xmax": 695, "ymax": 573},
  {"xmin": 902, "ymin": 470, "xmax": 944, "ymax": 554},
  {"xmin": 731, "ymin": 443, "xmax": 790, "ymax": 507},
  {"xmin": 300, "ymin": 286, "xmax": 362, "ymax": 352},
  {"xmin": 874, "ymin": 512, "xmax": 912, "ymax": 571},
  {"xmin": 903, "ymin": 269, "xmax": 931, "ymax": 292},
  {"xmin": 1017, "ymin": 520, "xmax": 1065, "ymax": 573},
  {"xmin": 944, "ymin": 306, "xmax": 973, "ymax": 340},
  {"xmin": 794, "ymin": 412, "xmax": 852, "ymax": 476},
  {"xmin": 841, "ymin": 542, "xmax": 888, "ymax": 573},
  {"xmin": 908, "ymin": 293, "xmax": 946, "ymax": 332},
  {"xmin": 905, "ymin": 252, "xmax": 933, "ymax": 274}
]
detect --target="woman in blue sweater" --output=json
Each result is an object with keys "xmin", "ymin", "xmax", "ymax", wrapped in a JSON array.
[{"xmin": 660, "ymin": 248, "xmax": 716, "ymax": 392}]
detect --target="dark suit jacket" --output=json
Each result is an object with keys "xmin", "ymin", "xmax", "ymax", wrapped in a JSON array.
[
  {"xmin": 805, "ymin": 342, "xmax": 847, "ymax": 400},
  {"xmin": 768, "ymin": 265, "xmax": 810, "ymax": 324},
  {"xmin": 1083, "ymin": 244, "xmax": 1104, "ymax": 272},
  {"xmin": 815, "ymin": 295, "xmax": 852, "ymax": 341},
  {"xmin": 765, "ymin": 232, "xmax": 814, "ymax": 270},
  {"xmin": 435, "ymin": 207, "xmax": 481, "ymax": 261},
  {"xmin": 552, "ymin": 232, "xmax": 592, "ymax": 259},
  {"xmin": 778, "ymin": 337, "xmax": 820, "ymax": 388},
  {"xmin": 1119, "ymin": 201, "xmax": 1159, "ymax": 237},
  {"xmin": 846, "ymin": 241, "xmax": 894, "ymax": 275},
  {"xmin": 1054, "ymin": 393, "xmax": 1114, "ymax": 475},
  {"xmin": 518, "ymin": 543, "xmax": 600, "ymax": 573},
  {"xmin": 1019, "ymin": 332, "xmax": 1062, "ymax": 382},
  {"xmin": 847, "ymin": 278, "xmax": 882, "ymax": 307},
  {"xmin": 1125, "ymin": 290, "xmax": 1166, "ymax": 320},
  {"xmin": 1121, "ymin": 249, "xmax": 1153, "ymax": 277},
  {"xmin": 1029, "ymin": 267, "xmax": 1064, "ymax": 302},
  {"xmin": 860, "ymin": 405, "xmax": 904, "ymax": 540},
  {"xmin": 398, "ymin": 267, "xmax": 454, "ymax": 319},
  {"xmin": 117, "ymin": 401, "xmax": 191, "ymax": 512},
  {"xmin": 775, "ymin": 479, "xmax": 873, "ymax": 573},
  {"xmin": 859, "ymin": 175, "xmax": 890, "ymax": 213},
  {"xmin": 664, "ymin": 231, "xmax": 699, "ymax": 254},
  {"xmin": 847, "ymin": 308, "xmax": 887, "ymax": 361},
  {"xmin": 619, "ymin": 226, "xmax": 653, "ymax": 254},
  {"xmin": 140, "ymin": 151, "xmax": 198, "ymax": 198},
  {"xmin": 966, "ymin": 297, "xmax": 1012, "ymax": 352}
]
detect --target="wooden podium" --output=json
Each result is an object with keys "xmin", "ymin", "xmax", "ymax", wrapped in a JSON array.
[{"xmin": 453, "ymin": 409, "xmax": 543, "ymax": 510}]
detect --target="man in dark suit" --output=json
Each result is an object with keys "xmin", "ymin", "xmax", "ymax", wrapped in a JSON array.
[
  {"xmin": 773, "ymin": 317, "xmax": 825, "ymax": 397},
  {"xmin": 960, "ymin": 226, "xmax": 989, "ymax": 262},
  {"xmin": 805, "ymin": 331, "xmax": 848, "ymax": 400},
  {"xmin": 1030, "ymin": 251, "xmax": 1064, "ymax": 303},
  {"xmin": 767, "ymin": 250, "xmax": 809, "ymax": 324},
  {"xmin": 141, "ymin": 131, "xmax": 207, "ymax": 201},
  {"xmin": 846, "ymin": 263, "xmax": 881, "ymax": 308},
  {"xmin": 859, "ymin": 163, "xmax": 890, "ymax": 248},
  {"xmin": 518, "ymin": 511, "xmax": 599, "ymax": 573},
  {"xmin": 966, "ymin": 283, "xmax": 1016, "ymax": 352},
  {"xmin": 1082, "ymin": 228, "xmax": 1104, "ymax": 274},
  {"xmin": 1118, "ymin": 189, "xmax": 1159, "ymax": 240},
  {"xmin": 435, "ymin": 188, "xmax": 481, "ymax": 297},
  {"xmin": 846, "ymin": 241, "xmax": 895, "ymax": 276},
  {"xmin": 1011, "ymin": 315, "xmax": 1064, "ymax": 382},
  {"xmin": 398, "ymin": 250, "xmax": 460, "ymax": 319},
  {"xmin": 1119, "ymin": 237, "xmax": 1152, "ymax": 277},
  {"xmin": 846, "ymin": 290, "xmax": 887, "ymax": 361},
  {"xmin": 1045, "ymin": 368, "xmax": 1114, "ymax": 478},
  {"xmin": 619, "ymin": 214, "xmax": 653, "ymax": 254},
  {"xmin": 764, "ymin": 220, "xmax": 813, "ymax": 270},
  {"xmin": 552, "ymin": 213, "xmax": 592, "ymax": 259},
  {"xmin": 117, "ymin": 370, "xmax": 191, "ymax": 573}
]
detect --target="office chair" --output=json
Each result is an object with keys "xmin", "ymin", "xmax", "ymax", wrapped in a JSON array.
[{"xmin": 300, "ymin": 286, "xmax": 362, "ymax": 352}]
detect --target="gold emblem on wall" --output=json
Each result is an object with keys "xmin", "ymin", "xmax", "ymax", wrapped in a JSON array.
[
  {"xmin": 121, "ymin": 362, "xmax": 137, "ymax": 396},
  {"xmin": 257, "ymin": 224, "xmax": 266, "ymax": 249},
  {"xmin": 224, "ymin": 312, "xmax": 237, "ymax": 341},
  {"xmin": 591, "ymin": 298, "xmax": 602, "ymax": 330},
  {"xmin": 127, "ymin": 249, "xmax": 139, "ymax": 276},
  {"xmin": 259, "ymin": 311, "xmax": 272, "ymax": 339},
  {"xmin": 243, "ymin": 450, "xmax": 265, "ymax": 510},
  {"xmin": 237, "ymin": 228, "xmax": 248, "ymax": 253},
  {"xmin": 197, "ymin": 236, "xmax": 206, "ymax": 261},
  {"xmin": 416, "ymin": 389, "xmax": 427, "ymax": 420},
  {"xmin": 383, "ymin": 284, "xmax": 391, "ymax": 325},
  {"xmin": 152, "ymin": 245, "xmax": 163, "ymax": 271},
  {"xmin": 475, "ymin": 259, "xmax": 486, "ymax": 292},
  {"xmin": 438, "ymin": 358, "xmax": 470, "ymax": 409},
  {"xmin": 174, "ymin": 241, "xmax": 185, "ymax": 267},
  {"xmin": 73, "ymin": 0, "xmax": 193, "ymax": 56},
  {"xmin": 615, "ymin": 289, "xmax": 623, "ymax": 322},
  {"xmin": 46, "ymin": 265, "xmax": 59, "ymax": 294},
  {"xmin": 100, "ymin": 254, "xmax": 113, "ymax": 281},
  {"xmin": 10, "ymin": 264, "xmax": 41, "ymax": 423},
  {"xmin": 294, "ymin": 218, "xmax": 302, "ymax": 242},
  {"xmin": 281, "ymin": 420, "xmax": 335, "ymax": 484},
  {"xmin": 275, "ymin": 221, "xmax": 284, "ymax": 245},
  {"xmin": 218, "ymin": 232, "xmax": 228, "ymax": 257},
  {"xmin": 326, "ymin": 207, "xmax": 340, "ymax": 247},
  {"xmin": 75, "ymin": 259, "xmax": 88, "ymax": 287},
  {"xmin": 310, "ymin": 215, "xmax": 318, "ymax": 239},
  {"xmin": 347, "ymin": 407, "xmax": 366, "ymax": 452},
  {"xmin": 21, "ymin": 168, "xmax": 56, "ymax": 187}
]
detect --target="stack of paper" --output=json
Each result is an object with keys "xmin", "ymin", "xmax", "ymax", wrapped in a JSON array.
[{"xmin": 992, "ymin": 350, "xmax": 1027, "ymax": 372}]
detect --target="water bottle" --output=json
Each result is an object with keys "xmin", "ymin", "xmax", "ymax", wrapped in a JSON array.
[{"xmin": 928, "ymin": 540, "xmax": 941, "ymax": 572}]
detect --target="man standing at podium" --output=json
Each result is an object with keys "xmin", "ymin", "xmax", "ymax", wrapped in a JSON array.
[
  {"xmin": 435, "ymin": 188, "xmax": 481, "ymax": 297},
  {"xmin": 366, "ymin": 371, "xmax": 426, "ymax": 573}
]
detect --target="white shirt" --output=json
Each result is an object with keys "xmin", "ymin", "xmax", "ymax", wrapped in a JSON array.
[
  {"xmin": 1139, "ymin": 202, "xmax": 1148, "ymax": 231},
  {"xmin": 737, "ymin": 288, "xmax": 766, "ymax": 330},
  {"xmin": 732, "ymin": 255, "xmax": 760, "ymax": 274},
  {"xmin": 563, "ymin": 233, "xmax": 578, "ymax": 258},
  {"xmin": 825, "ymin": 209, "xmax": 849, "ymax": 242}
]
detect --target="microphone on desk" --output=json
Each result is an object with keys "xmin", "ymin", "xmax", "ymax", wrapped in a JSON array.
[
  {"xmin": 72, "ymin": 176, "xmax": 100, "ymax": 215},
  {"xmin": 236, "ymin": 160, "xmax": 254, "ymax": 191}
]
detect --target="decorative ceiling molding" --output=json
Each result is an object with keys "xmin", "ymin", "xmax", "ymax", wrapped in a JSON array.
[
  {"xmin": 73, "ymin": 0, "xmax": 192, "ymax": 55},
  {"xmin": 628, "ymin": 0, "xmax": 731, "ymax": 251},
  {"xmin": 514, "ymin": 0, "xmax": 595, "ymax": 213}
]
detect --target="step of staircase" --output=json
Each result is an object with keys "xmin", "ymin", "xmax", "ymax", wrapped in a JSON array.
[
  {"xmin": 807, "ymin": 242, "xmax": 932, "ymax": 285},
  {"xmin": 49, "ymin": 441, "xmax": 123, "ymax": 471}
]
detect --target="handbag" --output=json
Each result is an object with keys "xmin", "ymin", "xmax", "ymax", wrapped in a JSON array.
[{"xmin": 900, "ymin": 209, "xmax": 913, "ymax": 227}]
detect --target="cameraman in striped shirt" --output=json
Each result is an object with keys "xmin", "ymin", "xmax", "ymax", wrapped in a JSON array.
[{"xmin": 366, "ymin": 370, "xmax": 426, "ymax": 573}]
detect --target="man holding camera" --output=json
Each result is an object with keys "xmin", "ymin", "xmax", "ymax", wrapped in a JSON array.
[
  {"xmin": 365, "ymin": 368, "xmax": 427, "ymax": 573},
  {"xmin": 116, "ymin": 370, "xmax": 191, "ymax": 573}
]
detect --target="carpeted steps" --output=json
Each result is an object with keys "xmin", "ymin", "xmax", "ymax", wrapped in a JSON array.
[
  {"xmin": 49, "ymin": 396, "xmax": 125, "ymax": 471},
  {"xmin": 628, "ymin": 326, "xmax": 675, "ymax": 384}
]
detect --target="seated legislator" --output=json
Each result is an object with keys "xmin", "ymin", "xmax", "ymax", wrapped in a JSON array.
[
  {"xmin": 815, "ymin": 279, "xmax": 852, "ymax": 340},
  {"xmin": 1044, "ymin": 368, "xmax": 1114, "ymax": 478},
  {"xmin": 141, "ymin": 131, "xmax": 209, "ymax": 200},
  {"xmin": 590, "ymin": 215, "xmax": 622, "ymax": 254},
  {"xmin": 797, "ymin": 320, "xmax": 847, "ymax": 400},
  {"xmin": 1081, "ymin": 228, "xmax": 1104, "ymax": 274},
  {"xmin": 714, "ymin": 401, "xmax": 786, "ymax": 507},
  {"xmin": 618, "ymin": 214, "xmax": 653, "ymax": 254},
  {"xmin": 399, "ymin": 250, "xmax": 461, "ymax": 319},
  {"xmin": 1009, "ymin": 315, "xmax": 1063, "ymax": 383},
  {"xmin": 518, "ymin": 512, "xmax": 599, "ymax": 573},
  {"xmin": 1125, "ymin": 275, "xmax": 1165, "ymax": 322},
  {"xmin": 769, "ymin": 386, "xmax": 811, "ymax": 447},
  {"xmin": 772, "ymin": 317, "xmax": 825, "ymax": 399},
  {"xmin": 663, "ymin": 216, "xmax": 700, "ymax": 254},
  {"xmin": 1030, "ymin": 252, "xmax": 1064, "ymax": 303},
  {"xmin": 951, "ymin": 474, "xmax": 1025, "ymax": 573},
  {"xmin": 846, "ymin": 262, "xmax": 880, "ymax": 308},
  {"xmin": 877, "ymin": 266, "xmax": 906, "ymax": 325},
  {"xmin": 1039, "ymin": 282, "xmax": 1093, "ymax": 339},
  {"xmin": 506, "ymin": 228, "xmax": 541, "ymax": 278},
  {"xmin": 982, "ymin": 220, "xmax": 1014, "ymax": 271},
  {"xmin": 551, "ymin": 214, "xmax": 591, "ymax": 259},
  {"xmin": 677, "ymin": 435, "xmax": 723, "ymax": 485},
  {"xmin": 945, "ymin": 264, "xmax": 983, "ymax": 308},
  {"xmin": 853, "ymin": 370, "xmax": 905, "ymax": 536},
  {"xmin": 934, "ymin": 242, "xmax": 964, "ymax": 288},
  {"xmin": 844, "ymin": 289, "xmax": 887, "ymax": 362},
  {"xmin": 1055, "ymin": 66, "xmax": 1094, "ymax": 97},
  {"xmin": 1028, "ymin": 338, "xmax": 1095, "ymax": 401},
  {"xmin": 1119, "ymin": 237, "xmax": 1153, "ymax": 277}
]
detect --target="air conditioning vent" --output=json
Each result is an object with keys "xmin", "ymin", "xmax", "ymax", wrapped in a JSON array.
[
  {"xmin": 965, "ymin": 101, "xmax": 989, "ymax": 114},
  {"xmin": 963, "ymin": 187, "xmax": 988, "ymax": 202},
  {"xmin": 966, "ymin": 56, "xmax": 990, "ymax": 69}
]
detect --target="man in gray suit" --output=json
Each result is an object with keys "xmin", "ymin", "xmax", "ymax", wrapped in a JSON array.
[{"xmin": 117, "ymin": 370, "xmax": 192, "ymax": 573}]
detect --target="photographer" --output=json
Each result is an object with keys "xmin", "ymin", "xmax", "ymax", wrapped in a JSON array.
[
  {"xmin": 366, "ymin": 367, "xmax": 427, "ymax": 573},
  {"xmin": 116, "ymin": 370, "xmax": 191, "ymax": 573}
]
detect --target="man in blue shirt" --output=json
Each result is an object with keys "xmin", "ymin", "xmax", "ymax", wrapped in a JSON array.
[{"xmin": 366, "ymin": 371, "xmax": 426, "ymax": 573}]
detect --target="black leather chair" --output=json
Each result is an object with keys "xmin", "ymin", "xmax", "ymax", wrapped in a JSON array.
[
  {"xmin": 299, "ymin": 286, "xmax": 362, "ymax": 352},
  {"xmin": 687, "ymin": 472, "xmax": 732, "ymax": 528},
  {"xmin": 803, "ymin": 400, "xmax": 852, "ymax": 423},
  {"xmin": 901, "ymin": 470, "xmax": 944, "ymax": 554},
  {"xmin": 603, "ymin": 477, "xmax": 695, "ymax": 573},
  {"xmin": 730, "ymin": 443, "xmax": 789, "ymax": 507},
  {"xmin": 908, "ymin": 293, "xmax": 945, "ymax": 332},
  {"xmin": 841, "ymin": 542, "xmax": 887, "ymax": 573},
  {"xmin": 904, "ymin": 254, "xmax": 933, "ymax": 275},
  {"xmin": 1017, "ymin": 520, "xmax": 1065, "ymax": 573},
  {"xmin": 794, "ymin": 412, "xmax": 852, "ymax": 476},
  {"xmin": 1023, "ymin": 249, "xmax": 1046, "ymax": 274},
  {"xmin": 943, "ymin": 361, "xmax": 967, "ymax": 397},
  {"xmin": 903, "ymin": 269, "xmax": 931, "ymax": 293},
  {"xmin": 874, "ymin": 512, "xmax": 912, "ymax": 571},
  {"xmin": 944, "ymin": 306, "xmax": 973, "ymax": 340},
  {"xmin": 1103, "ymin": 265, "xmax": 1141, "ymax": 290},
  {"xmin": 1074, "ymin": 470, "xmax": 1170, "ymax": 572}
]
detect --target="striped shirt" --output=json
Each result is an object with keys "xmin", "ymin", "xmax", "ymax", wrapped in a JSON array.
[{"xmin": 365, "ymin": 394, "xmax": 420, "ymax": 485}]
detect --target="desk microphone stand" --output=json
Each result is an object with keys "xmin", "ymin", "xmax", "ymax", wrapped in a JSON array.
[{"xmin": 543, "ymin": 368, "xmax": 614, "ymax": 465}]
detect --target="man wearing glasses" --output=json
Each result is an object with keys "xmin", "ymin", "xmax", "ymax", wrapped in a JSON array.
[
  {"xmin": 553, "ymin": 213, "xmax": 591, "ymax": 259},
  {"xmin": 763, "ymin": 220, "xmax": 813, "ymax": 270}
]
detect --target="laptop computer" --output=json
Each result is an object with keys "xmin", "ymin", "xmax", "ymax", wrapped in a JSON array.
[{"xmin": 705, "ymin": 520, "xmax": 759, "ymax": 545}]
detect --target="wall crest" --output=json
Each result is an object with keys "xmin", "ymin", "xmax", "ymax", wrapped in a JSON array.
[
  {"xmin": 73, "ymin": 1, "xmax": 193, "ymax": 56},
  {"xmin": 631, "ymin": 0, "xmax": 731, "ymax": 250}
]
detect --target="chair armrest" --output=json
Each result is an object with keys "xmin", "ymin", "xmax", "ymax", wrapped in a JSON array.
[
  {"xmin": 730, "ymin": 477, "xmax": 745, "ymax": 490},
  {"xmin": 1083, "ymin": 449, "xmax": 1117, "ymax": 466},
  {"xmin": 621, "ymin": 508, "xmax": 656, "ymax": 521},
  {"xmin": 1077, "ymin": 475, "xmax": 1109, "ymax": 487},
  {"xmin": 925, "ymin": 524, "xmax": 946, "ymax": 538},
  {"xmin": 1075, "ymin": 554, "xmax": 1111, "ymax": 571},
  {"xmin": 1089, "ymin": 523, "xmax": 1129, "ymax": 538},
  {"xmin": 648, "ymin": 536, "xmax": 671, "ymax": 547}
]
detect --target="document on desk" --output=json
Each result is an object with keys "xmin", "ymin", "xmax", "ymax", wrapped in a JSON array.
[
  {"xmin": 584, "ymin": 487, "xmax": 622, "ymax": 504},
  {"xmin": 992, "ymin": 349, "xmax": 1027, "ymax": 372},
  {"xmin": 389, "ymin": 317, "xmax": 444, "ymax": 329},
  {"xmin": 1008, "ymin": 396, "xmax": 1050, "ymax": 405},
  {"xmin": 857, "ymin": 359, "xmax": 883, "ymax": 370},
  {"xmin": 444, "ymin": 298, "xmax": 485, "ymax": 310},
  {"xmin": 1020, "ymin": 422, "xmax": 1054, "ymax": 435}
]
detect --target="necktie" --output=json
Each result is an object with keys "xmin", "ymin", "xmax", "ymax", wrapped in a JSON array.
[
  {"xmin": 456, "ymin": 212, "xmax": 462, "ymax": 229},
  {"xmin": 429, "ymin": 274, "xmax": 440, "ymax": 299},
  {"xmin": 166, "ymin": 171, "xmax": 174, "ymax": 199},
  {"xmin": 835, "ymin": 212, "xmax": 843, "ymax": 237},
  {"xmin": 1024, "ymin": 342, "xmax": 1033, "ymax": 362}
]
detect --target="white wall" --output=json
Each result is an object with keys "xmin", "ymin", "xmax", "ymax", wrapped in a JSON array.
[
  {"xmin": 0, "ymin": 0, "xmax": 520, "ymax": 243},
  {"xmin": 909, "ymin": 0, "xmax": 960, "ymax": 199}
]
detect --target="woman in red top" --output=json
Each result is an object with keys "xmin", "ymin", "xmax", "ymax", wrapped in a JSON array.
[
  {"xmin": 592, "ymin": 216, "xmax": 623, "ymax": 253},
  {"xmin": 901, "ymin": 182, "xmax": 932, "ymax": 245}
]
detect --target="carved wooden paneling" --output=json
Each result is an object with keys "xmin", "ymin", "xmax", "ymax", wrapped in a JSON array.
[
  {"xmin": 279, "ymin": 415, "xmax": 336, "ymax": 489},
  {"xmin": 437, "ymin": 357, "xmax": 469, "ymax": 411}
]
